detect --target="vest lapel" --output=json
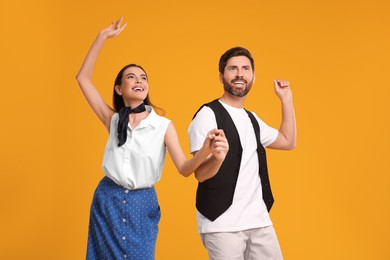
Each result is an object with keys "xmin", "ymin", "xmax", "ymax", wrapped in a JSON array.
[{"xmin": 245, "ymin": 110, "xmax": 274, "ymax": 212}]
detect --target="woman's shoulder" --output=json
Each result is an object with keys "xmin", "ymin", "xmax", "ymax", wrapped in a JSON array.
[
  {"xmin": 109, "ymin": 112, "xmax": 119, "ymax": 123},
  {"xmin": 106, "ymin": 112, "xmax": 119, "ymax": 131},
  {"xmin": 147, "ymin": 106, "xmax": 169, "ymax": 122},
  {"xmin": 152, "ymin": 111, "xmax": 171, "ymax": 126}
]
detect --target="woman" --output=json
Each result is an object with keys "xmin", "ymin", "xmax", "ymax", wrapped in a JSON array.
[{"xmin": 76, "ymin": 18, "xmax": 228, "ymax": 260}]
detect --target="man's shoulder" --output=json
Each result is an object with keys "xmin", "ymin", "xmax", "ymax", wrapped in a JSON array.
[
  {"xmin": 244, "ymin": 109, "xmax": 261, "ymax": 119},
  {"xmin": 192, "ymin": 99, "xmax": 218, "ymax": 119}
]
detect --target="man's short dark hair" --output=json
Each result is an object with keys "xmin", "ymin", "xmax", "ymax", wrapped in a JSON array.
[{"xmin": 219, "ymin": 47, "xmax": 255, "ymax": 74}]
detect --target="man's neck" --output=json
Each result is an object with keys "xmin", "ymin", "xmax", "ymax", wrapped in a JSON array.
[{"xmin": 219, "ymin": 93, "xmax": 246, "ymax": 108}]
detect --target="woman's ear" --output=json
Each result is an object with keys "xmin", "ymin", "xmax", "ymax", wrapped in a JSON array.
[{"xmin": 114, "ymin": 85, "xmax": 122, "ymax": 95}]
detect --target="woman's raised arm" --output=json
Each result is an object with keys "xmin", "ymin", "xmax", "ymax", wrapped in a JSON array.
[{"xmin": 76, "ymin": 18, "xmax": 127, "ymax": 130}]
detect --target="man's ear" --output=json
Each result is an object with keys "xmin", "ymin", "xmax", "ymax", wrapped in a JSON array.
[
  {"xmin": 253, "ymin": 74, "xmax": 256, "ymax": 84},
  {"xmin": 219, "ymin": 73, "xmax": 223, "ymax": 83},
  {"xmin": 115, "ymin": 85, "xmax": 122, "ymax": 95}
]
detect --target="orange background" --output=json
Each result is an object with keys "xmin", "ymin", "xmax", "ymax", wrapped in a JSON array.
[{"xmin": 1, "ymin": 0, "xmax": 389, "ymax": 259}]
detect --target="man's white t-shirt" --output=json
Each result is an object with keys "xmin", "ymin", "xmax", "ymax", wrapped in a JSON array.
[{"xmin": 188, "ymin": 101, "xmax": 278, "ymax": 234}]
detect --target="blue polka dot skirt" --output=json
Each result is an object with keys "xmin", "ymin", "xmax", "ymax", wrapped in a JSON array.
[{"xmin": 86, "ymin": 176, "xmax": 161, "ymax": 260}]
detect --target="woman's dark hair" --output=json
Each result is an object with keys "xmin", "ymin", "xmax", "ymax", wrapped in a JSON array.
[
  {"xmin": 218, "ymin": 47, "xmax": 255, "ymax": 74},
  {"xmin": 113, "ymin": 64, "xmax": 164, "ymax": 114}
]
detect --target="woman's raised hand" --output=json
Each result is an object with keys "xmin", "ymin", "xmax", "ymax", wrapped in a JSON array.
[{"xmin": 99, "ymin": 17, "xmax": 127, "ymax": 39}]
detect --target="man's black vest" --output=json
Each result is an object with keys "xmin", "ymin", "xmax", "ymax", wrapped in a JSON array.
[{"xmin": 193, "ymin": 99, "xmax": 274, "ymax": 221}]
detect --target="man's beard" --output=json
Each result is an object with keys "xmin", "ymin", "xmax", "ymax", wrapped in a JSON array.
[{"xmin": 222, "ymin": 77, "xmax": 253, "ymax": 97}]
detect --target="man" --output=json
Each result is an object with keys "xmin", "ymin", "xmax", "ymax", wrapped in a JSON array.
[{"xmin": 188, "ymin": 47, "xmax": 296, "ymax": 259}]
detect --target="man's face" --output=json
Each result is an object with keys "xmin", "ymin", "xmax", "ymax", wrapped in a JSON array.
[{"xmin": 220, "ymin": 56, "xmax": 255, "ymax": 97}]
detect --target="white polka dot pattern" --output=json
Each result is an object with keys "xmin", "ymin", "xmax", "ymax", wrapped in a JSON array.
[{"xmin": 86, "ymin": 176, "xmax": 161, "ymax": 259}]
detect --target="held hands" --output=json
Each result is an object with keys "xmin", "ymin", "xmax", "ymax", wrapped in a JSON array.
[
  {"xmin": 274, "ymin": 80, "xmax": 292, "ymax": 102},
  {"xmin": 99, "ymin": 17, "xmax": 127, "ymax": 40},
  {"xmin": 203, "ymin": 129, "xmax": 229, "ymax": 162}
]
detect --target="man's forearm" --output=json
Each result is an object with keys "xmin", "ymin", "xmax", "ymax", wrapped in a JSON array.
[
  {"xmin": 279, "ymin": 99, "xmax": 296, "ymax": 149},
  {"xmin": 194, "ymin": 155, "xmax": 223, "ymax": 182}
]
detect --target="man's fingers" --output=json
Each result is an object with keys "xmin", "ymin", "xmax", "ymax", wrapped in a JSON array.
[
  {"xmin": 275, "ymin": 79, "xmax": 290, "ymax": 88},
  {"xmin": 211, "ymin": 139, "xmax": 229, "ymax": 149},
  {"xmin": 218, "ymin": 129, "xmax": 225, "ymax": 138}
]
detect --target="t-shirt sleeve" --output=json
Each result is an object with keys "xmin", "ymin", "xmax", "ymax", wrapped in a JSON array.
[
  {"xmin": 252, "ymin": 112, "xmax": 279, "ymax": 147},
  {"xmin": 188, "ymin": 106, "xmax": 217, "ymax": 154}
]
